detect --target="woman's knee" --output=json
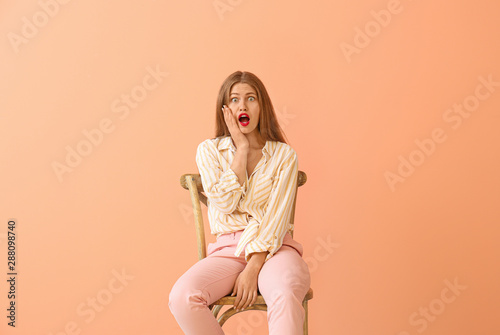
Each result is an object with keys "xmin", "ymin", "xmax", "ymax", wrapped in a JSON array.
[
  {"xmin": 168, "ymin": 280, "xmax": 184, "ymax": 312},
  {"xmin": 168, "ymin": 278, "xmax": 205, "ymax": 314}
]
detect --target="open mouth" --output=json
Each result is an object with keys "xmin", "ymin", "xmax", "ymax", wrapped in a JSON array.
[{"xmin": 238, "ymin": 113, "xmax": 250, "ymax": 126}]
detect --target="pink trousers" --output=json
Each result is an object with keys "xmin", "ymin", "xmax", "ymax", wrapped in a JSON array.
[{"xmin": 168, "ymin": 230, "xmax": 311, "ymax": 335}]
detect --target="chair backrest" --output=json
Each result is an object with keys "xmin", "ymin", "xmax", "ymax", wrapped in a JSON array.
[{"xmin": 180, "ymin": 171, "xmax": 307, "ymax": 260}]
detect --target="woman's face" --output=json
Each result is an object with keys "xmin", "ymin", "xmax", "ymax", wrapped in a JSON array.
[{"xmin": 228, "ymin": 83, "xmax": 260, "ymax": 135}]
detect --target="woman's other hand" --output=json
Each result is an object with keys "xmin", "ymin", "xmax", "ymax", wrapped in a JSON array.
[
  {"xmin": 231, "ymin": 251, "xmax": 268, "ymax": 311},
  {"xmin": 231, "ymin": 266, "xmax": 259, "ymax": 311}
]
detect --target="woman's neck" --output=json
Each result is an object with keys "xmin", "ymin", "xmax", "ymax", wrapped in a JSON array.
[{"xmin": 245, "ymin": 131, "xmax": 266, "ymax": 150}]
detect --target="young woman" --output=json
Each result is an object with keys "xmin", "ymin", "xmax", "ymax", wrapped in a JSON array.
[{"xmin": 169, "ymin": 71, "xmax": 311, "ymax": 335}]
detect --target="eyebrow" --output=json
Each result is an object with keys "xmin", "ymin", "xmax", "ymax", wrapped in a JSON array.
[{"xmin": 230, "ymin": 92, "xmax": 257, "ymax": 96}]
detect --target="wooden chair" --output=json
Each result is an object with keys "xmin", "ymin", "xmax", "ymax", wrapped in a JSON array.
[{"xmin": 180, "ymin": 171, "xmax": 313, "ymax": 334}]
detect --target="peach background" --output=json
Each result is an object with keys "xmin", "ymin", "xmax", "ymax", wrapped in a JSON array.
[{"xmin": 1, "ymin": 0, "xmax": 499, "ymax": 334}]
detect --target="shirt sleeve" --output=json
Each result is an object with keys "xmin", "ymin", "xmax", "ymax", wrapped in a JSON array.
[
  {"xmin": 195, "ymin": 140, "xmax": 247, "ymax": 214},
  {"xmin": 244, "ymin": 148, "xmax": 299, "ymax": 262}
]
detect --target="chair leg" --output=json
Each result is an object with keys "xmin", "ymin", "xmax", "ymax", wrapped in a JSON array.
[
  {"xmin": 211, "ymin": 304, "xmax": 223, "ymax": 318},
  {"xmin": 303, "ymin": 299, "xmax": 308, "ymax": 335}
]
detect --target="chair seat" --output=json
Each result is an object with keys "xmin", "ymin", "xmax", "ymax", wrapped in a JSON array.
[{"xmin": 211, "ymin": 287, "xmax": 313, "ymax": 306}]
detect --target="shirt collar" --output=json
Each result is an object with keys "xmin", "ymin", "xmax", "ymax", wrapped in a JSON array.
[{"xmin": 218, "ymin": 136, "xmax": 273, "ymax": 162}]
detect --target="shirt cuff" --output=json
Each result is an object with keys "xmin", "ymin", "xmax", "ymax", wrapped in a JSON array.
[
  {"xmin": 244, "ymin": 238, "xmax": 277, "ymax": 263},
  {"xmin": 233, "ymin": 220, "xmax": 259, "ymax": 258}
]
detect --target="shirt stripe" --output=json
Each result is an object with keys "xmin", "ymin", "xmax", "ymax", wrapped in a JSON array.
[{"xmin": 196, "ymin": 136, "xmax": 299, "ymax": 262}]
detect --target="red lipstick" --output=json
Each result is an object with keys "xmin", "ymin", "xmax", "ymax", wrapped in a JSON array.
[{"xmin": 238, "ymin": 113, "xmax": 250, "ymax": 126}]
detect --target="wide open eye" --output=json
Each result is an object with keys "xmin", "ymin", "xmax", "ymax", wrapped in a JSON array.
[
  {"xmin": 248, "ymin": 96, "xmax": 255, "ymax": 101},
  {"xmin": 231, "ymin": 97, "xmax": 238, "ymax": 103}
]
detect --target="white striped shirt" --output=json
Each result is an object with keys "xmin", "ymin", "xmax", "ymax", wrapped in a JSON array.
[{"xmin": 196, "ymin": 135, "xmax": 299, "ymax": 263}]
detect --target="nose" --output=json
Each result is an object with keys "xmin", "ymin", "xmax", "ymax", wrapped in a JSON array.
[
  {"xmin": 238, "ymin": 100, "xmax": 247, "ymax": 111},
  {"xmin": 237, "ymin": 99, "xmax": 247, "ymax": 112}
]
